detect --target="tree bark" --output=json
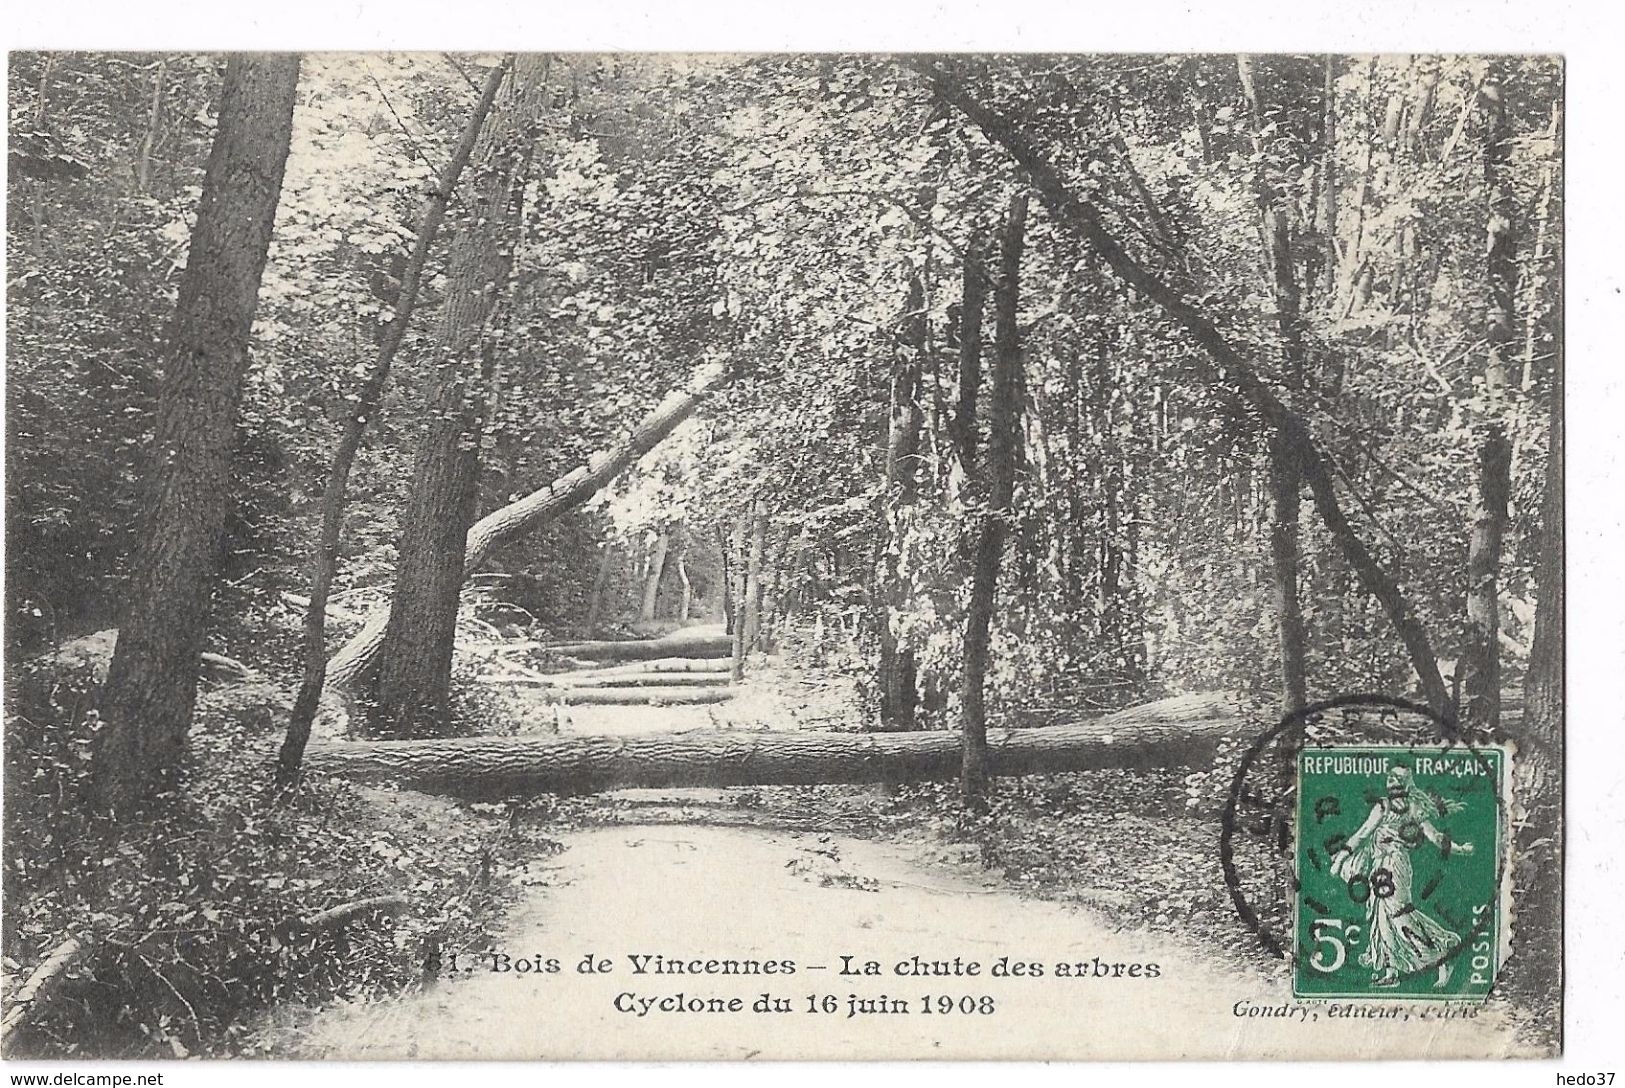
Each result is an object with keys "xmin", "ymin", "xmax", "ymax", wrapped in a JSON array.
[
  {"xmin": 676, "ymin": 553, "xmax": 692, "ymax": 622},
  {"xmin": 743, "ymin": 503, "xmax": 767, "ymax": 650},
  {"xmin": 546, "ymin": 629, "xmax": 733, "ymax": 663},
  {"xmin": 1237, "ymin": 55, "xmax": 1311, "ymax": 718},
  {"xmin": 133, "ymin": 59, "xmax": 166, "ymax": 195},
  {"xmin": 325, "ymin": 365, "xmax": 727, "ymax": 692},
  {"xmin": 639, "ymin": 530, "xmax": 670, "ymax": 623},
  {"xmin": 1514, "ymin": 303, "xmax": 1563, "ymax": 1017},
  {"xmin": 372, "ymin": 56, "xmax": 551, "ymax": 735},
  {"xmin": 1460, "ymin": 432, "xmax": 1511, "ymax": 730},
  {"xmin": 93, "ymin": 54, "xmax": 300, "ymax": 812},
  {"xmin": 584, "ymin": 542, "xmax": 615, "ymax": 636},
  {"xmin": 1457, "ymin": 69, "xmax": 1519, "ymax": 734},
  {"xmin": 953, "ymin": 236, "xmax": 987, "ymax": 471},
  {"xmin": 0, "ymin": 937, "xmax": 86, "ymax": 1049},
  {"xmin": 875, "ymin": 266, "xmax": 927, "ymax": 729},
  {"xmin": 962, "ymin": 193, "xmax": 1027, "ymax": 808},
  {"xmin": 911, "ymin": 59, "xmax": 1452, "ymax": 717},
  {"xmin": 307, "ymin": 708, "xmax": 1241, "ymax": 801},
  {"xmin": 279, "ymin": 58, "xmax": 510, "ymax": 783},
  {"xmin": 729, "ymin": 517, "xmax": 749, "ymax": 682}
]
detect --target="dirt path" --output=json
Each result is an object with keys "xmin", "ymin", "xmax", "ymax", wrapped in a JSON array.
[{"xmin": 280, "ymin": 819, "xmax": 1532, "ymax": 1060}]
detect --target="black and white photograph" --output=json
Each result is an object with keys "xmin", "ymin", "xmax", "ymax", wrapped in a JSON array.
[{"xmin": 0, "ymin": 37, "xmax": 1589, "ymax": 1068}]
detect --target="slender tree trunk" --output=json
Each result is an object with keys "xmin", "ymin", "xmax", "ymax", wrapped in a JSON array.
[
  {"xmin": 729, "ymin": 518, "xmax": 748, "ymax": 683},
  {"xmin": 93, "ymin": 54, "xmax": 301, "ymax": 812},
  {"xmin": 1457, "ymin": 69, "xmax": 1519, "ymax": 733},
  {"xmin": 585, "ymin": 542, "xmax": 614, "ymax": 636},
  {"xmin": 676, "ymin": 554, "xmax": 692, "ymax": 623},
  {"xmin": 963, "ymin": 193, "xmax": 1028, "ymax": 809},
  {"xmin": 1315, "ymin": 56, "xmax": 1340, "ymax": 305},
  {"xmin": 876, "ymin": 266, "xmax": 927, "ymax": 729},
  {"xmin": 1238, "ymin": 55, "xmax": 1310, "ymax": 717},
  {"xmin": 639, "ymin": 531, "xmax": 670, "ymax": 623},
  {"xmin": 1513, "ymin": 304, "xmax": 1563, "ymax": 1020},
  {"xmin": 373, "ymin": 57, "xmax": 551, "ymax": 735},
  {"xmin": 134, "ymin": 59, "xmax": 166, "ymax": 194},
  {"xmin": 954, "ymin": 239, "xmax": 987, "ymax": 472},
  {"xmin": 1461, "ymin": 433, "xmax": 1511, "ymax": 730},
  {"xmin": 912, "ymin": 59, "xmax": 1452, "ymax": 717},
  {"xmin": 743, "ymin": 504, "xmax": 767, "ymax": 650},
  {"xmin": 279, "ymin": 59, "xmax": 509, "ymax": 783}
]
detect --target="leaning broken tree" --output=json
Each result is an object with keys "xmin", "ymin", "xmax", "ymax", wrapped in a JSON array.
[
  {"xmin": 325, "ymin": 364, "xmax": 731, "ymax": 691},
  {"xmin": 909, "ymin": 58, "xmax": 1452, "ymax": 717}
]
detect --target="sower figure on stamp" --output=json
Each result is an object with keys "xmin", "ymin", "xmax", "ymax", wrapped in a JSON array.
[{"xmin": 1331, "ymin": 765, "xmax": 1475, "ymax": 988}]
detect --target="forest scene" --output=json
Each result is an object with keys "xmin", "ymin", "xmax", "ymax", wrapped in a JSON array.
[{"xmin": 2, "ymin": 52, "xmax": 1562, "ymax": 1059}]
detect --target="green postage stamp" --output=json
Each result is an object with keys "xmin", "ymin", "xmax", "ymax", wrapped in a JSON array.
[{"xmin": 1294, "ymin": 745, "xmax": 1509, "ymax": 1001}]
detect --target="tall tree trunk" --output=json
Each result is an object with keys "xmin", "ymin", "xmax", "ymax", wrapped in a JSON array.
[
  {"xmin": 639, "ymin": 531, "xmax": 670, "ymax": 623},
  {"xmin": 133, "ymin": 59, "xmax": 166, "ymax": 195},
  {"xmin": 912, "ymin": 59, "xmax": 1452, "ymax": 717},
  {"xmin": 1315, "ymin": 56, "xmax": 1340, "ymax": 305},
  {"xmin": 373, "ymin": 56, "xmax": 551, "ymax": 735},
  {"xmin": 729, "ymin": 517, "xmax": 748, "ymax": 683},
  {"xmin": 962, "ymin": 193, "xmax": 1028, "ymax": 808},
  {"xmin": 1514, "ymin": 304, "xmax": 1563, "ymax": 1020},
  {"xmin": 954, "ymin": 237, "xmax": 987, "ymax": 471},
  {"xmin": 676, "ymin": 553, "xmax": 692, "ymax": 623},
  {"xmin": 876, "ymin": 265, "xmax": 927, "ymax": 730},
  {"xmin": 279, "ymin": 58, "xmax": 509, "ymax": 784},
  {"xmin": 1237, "ymin": 55, "xmax": 1310, "ymax": 717},
  {"xmin": 1457, "ymin": 69, "xmax": 1519, "ymax": 733},
  {"xmin": 585, "ymin": 542, "xmax": 614, "ymax": 636},
  {"xmin": 743, "ymin": 504, "xmax": 767, "ymax": 650},
  {"xmin": 1461, "ymin": 433, "xmax": 1511, "ymax": 730},
  {"xmin": 93, "ymin": 54, "xmax": 301, "ymax": 812}
]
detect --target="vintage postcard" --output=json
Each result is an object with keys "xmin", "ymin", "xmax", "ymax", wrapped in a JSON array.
[{"xmin": 2, "ymin": 49, "xmax": 1565, "ymax": 1063}]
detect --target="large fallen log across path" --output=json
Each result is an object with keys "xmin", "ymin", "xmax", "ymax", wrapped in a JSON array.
[
  {"xmin": 544, "ymin": 686, "xmax": 735, "ymax": 706},
  {"xmin": 543, "ymin": 630, "xmax": 733, "ymax": 663},
  {"xmin": 484, "ymin": 671, "xmax": 731, "ymax": 690},
  {"xmin": 586, "ymin": 656, "xmax": 733, "ymax": 675},
  {"xmin": 307, "ymin": 702, "xmax": 1242, "ymax": 801}
]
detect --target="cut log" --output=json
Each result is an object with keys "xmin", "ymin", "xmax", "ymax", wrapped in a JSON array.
[
  {"xmin": 542, "ymin": 630, "xmax": 733, "ymax": 663},
  {"xmin": 295, "ymin": 894, "xmax": 410, "ymax": 934},
  {"xmin": 325, "ymin": 365, "xmax": 728, "ymax": 690},
  {"xmin": 491, "ymin": 671, "xmax": 731, "ymax": 690},
  {"xmin": 306, "ymin": 713, "xmax": 1240, "ymax": 801},
  {"xmin": 587, "ymin": 656, "xmax": 733, "ymax": 675},
  {"xmin": 538, "ymin": 686, "xmax": 735, "ymax": 706},
  {"xmin": 33, "ymin": 630, "xmax": 253, "ymax": 685}
]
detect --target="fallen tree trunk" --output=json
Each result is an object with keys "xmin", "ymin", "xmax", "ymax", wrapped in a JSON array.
[
  {"xmin": 587, "ymin": 656, "xmax": 733, "ymax": 675},
  {"xmin": 499, "ymin": 671, "xmax": 731, "ymax": 690},
  {"xmin": 542, "ymin": 630, "xmax": 733, "ymax": 663},
  {"xmin": 1, "ymin": 937, "xmax": 86, "ymax": 1049},
  {"xmin": 325, "ymin": 365, "xmax": 729, "ymax": 691},
  {"xmin": 307, "ymin": 712, "xmax": 1240, "ymax": 801},
  {"xmin": 538, "ymin": 685, "xmax": 734, "ymax": 706},
  {"xmin": 294, "ymin": 894, "xmax": 410, "ymax": 934}
]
